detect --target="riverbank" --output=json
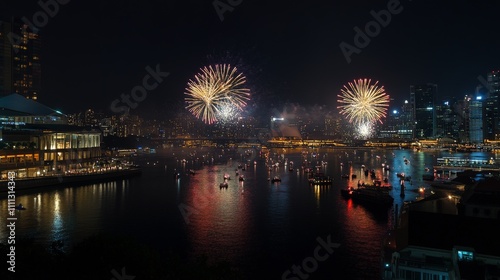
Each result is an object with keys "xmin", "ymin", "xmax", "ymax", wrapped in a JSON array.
[{"xmin": 0, "ymin": 167, "xmax": 141, "ymax": 193}]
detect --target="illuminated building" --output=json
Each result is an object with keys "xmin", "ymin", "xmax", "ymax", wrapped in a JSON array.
[
  {"xmin": 484, "ymin": 70, "xmax": 500, "ymax": 140},
  {"xmin": 0, "ymin": 95, "xmax": 101, "ymax": 178},
  {"xmin": 410, "ymin": 84, "xmax": 437, "ymax": 138},
  {"xmin": 0, "ymin": 18, "xmax": 41, "ymax": 100}
]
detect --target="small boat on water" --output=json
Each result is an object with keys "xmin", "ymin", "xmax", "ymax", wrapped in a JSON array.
[
  {"xmin": 220, "ymin": 182, "xmax": 228, "ymax": 188},
  {"xmin": 239, "ymin": 175, "xmax": 245, "ymax": 181},
  {"xmin": 309, "ymin": 173, "xmax": 333, "ymax": 185},
  {"xmin": 15, "ymin": 204, "xmax": 26, "ymax": 210},
  {"xmin": 224, "ymin": 174, "xmax": 231, "ymax": 180},
  {"xmin": 271, "ymin": 176, "xmax": 281, "ymax": 183},
  {"xmin": 340, "ymin": 187, "xmax": 355, "ymax": 198}
]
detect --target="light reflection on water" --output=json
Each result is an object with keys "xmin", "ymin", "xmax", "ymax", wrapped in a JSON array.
[{"xmin": 0, "ymin": 148, "xmax": 495, "ymax": 279}]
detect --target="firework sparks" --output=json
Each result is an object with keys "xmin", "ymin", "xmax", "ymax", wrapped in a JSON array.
[
  {"xmin": 185, "ymin": 64, "xmax": 250, "ymax": 124},
  {"xmin": 217, "ymin": 101, "xmax": 240, "ymax": 123},
  {"xmin": 357, "ymin": 122, "xmax": 374, "ymax": 138},
  {"xmin": 337, "ymin": 79, "xmax": 390, "ymax": 125}
]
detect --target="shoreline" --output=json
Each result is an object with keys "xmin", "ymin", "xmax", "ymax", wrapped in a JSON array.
[{"xmin": 0, "ymin": 168, "xmax": 141, "ymax": 193}]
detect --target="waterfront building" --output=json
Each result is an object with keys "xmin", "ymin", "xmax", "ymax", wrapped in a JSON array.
[
  {"xmin": 382, "ymin": 182, "xmax": 500, "ymax": 279},
  {"xmin": 0, "ymin": 95, "xmax": 102, "ymax": 178},
  {"xmin": 0, "ymin": 18, "xmax": 41, "ymax": 100},
  {"xmin": 410, "ymin": 84, "xmax": 438, "ymax": 139}
]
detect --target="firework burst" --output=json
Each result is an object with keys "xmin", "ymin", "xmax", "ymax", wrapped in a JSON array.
[
  {"xmin": 357, "ymin": 122, "xmax": 374, "ymax": 138},
  {"xmin": 185, "ymin": 64, "xmax": 250, "ymax": 124},
  {"xmin": 217, "ymin": 101, "xmax": 240, "ymax": 123},
  {"xmin": 337, "ymin": 79, "xmax": 389, "ymax": 125}
]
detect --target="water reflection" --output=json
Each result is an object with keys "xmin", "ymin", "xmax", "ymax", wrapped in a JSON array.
[
  {"xmin": 184, "ymin": 163, "xmax": 253, "ymax": 265},
  {"xmin": 0, "ymin": 148, "xmax": 493, "ymax": 279}
]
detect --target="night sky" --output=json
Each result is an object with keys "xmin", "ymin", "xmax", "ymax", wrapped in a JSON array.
[{"xmin": 2, "ymin": 0, "xmax": 500, "ymax": 119}]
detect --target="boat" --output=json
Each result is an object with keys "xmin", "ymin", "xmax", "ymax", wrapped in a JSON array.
[
  {"xmin": 220, "ymin": 182, "xmax": 228, "ymax": 188},
  {"xmin": 189, "ymin": 169, "xmax": 195, "ymax": 175},
  {"xmin": 340, "ymin": 187, "xmax": 355, "ymax": 198},
  {"xmin": 309, "ymin": 173, "xmax": 333, "ymax": 185},
  {"xmin": 271, "ymin": 176, "xmax": 281, "ymax": 183},
  {"xmin": 357, "ymin": 180, "xmax": 392, "ymax": 190},
  {"xmin": 350, "ymin": 186, "xmax": 394, "ymax": 206},
  {"xmin": 223, "ymin": 174, "xmax": 231, "ymax": 180},
  {"xmin": 15, "ymin": 204, "xmax": 26, "ymax": 210},
  {"xmin": 239, "ymin": 175, "xmax": 245, "ymax": 181}
]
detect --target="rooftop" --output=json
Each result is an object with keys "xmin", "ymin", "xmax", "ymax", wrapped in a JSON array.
[{"xmin": 0, "ymin": 94, "xmax": 65, "ymax": 116}]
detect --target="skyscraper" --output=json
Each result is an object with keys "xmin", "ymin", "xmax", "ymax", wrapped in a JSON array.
[
  {"xmin": 470, "ymin": 95, "xmax": 483, "ymax": 144},
  {"xmin": 0, "ymin": 18, "xmax": 41, "ymax": 100},
  {"xmin": 483, "ymin": 70, "xmax": 500, "ymax": 140},
  {"xmin": 0, "ymin": 21, "xmax": 12, "ymax": 96},
  {"xmin": 410, "ymin": 84, "xmax": 438, "ymax": 139}
]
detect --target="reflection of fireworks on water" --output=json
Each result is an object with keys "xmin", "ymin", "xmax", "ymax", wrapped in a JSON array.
[
  {"xmin": 357, "ymin": 122, "xmax": 374, "ymax": 138},
  {"xmin": 337, "ymin": 78, "xmax": 389, "ymax": 125},
  {"xmin": 184, "ymin": 64, "xmax": 250, "ymax": 124}
]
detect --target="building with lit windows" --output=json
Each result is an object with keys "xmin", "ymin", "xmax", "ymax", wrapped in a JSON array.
[
  {"xmin": 484, "ymin": 70, "xmax": 500, "ymax": 140},
  {"xmin": 0, "ymin": 93, "xmax": 66, "ymax": 124},
  {"xmin": 410, "ymin": 84, "xmax": 437, "ymax": 139},
  {"xmin": 469, "ymin": 96, "xmax": 483, "ymax": 144},
  {"xmin": 0, "ymin": 95, "xmax": 102, "ymax": 179},
  {"xmin": 0, "ymin": 18, "xmax": 41, "ymax": 100}
]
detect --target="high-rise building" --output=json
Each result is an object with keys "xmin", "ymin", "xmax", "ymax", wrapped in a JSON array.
[
  {"xmin": 398, "ymin": 99, "xmax": 414, "ymax": 139},
  {"xmin": 484, "ymin": 70, "xmax": 500, "ymax": 140},
  {"xmin": 0, "ymin": 18, "xmax": 41, "ymax": 100},
  {"xmin": 410, "ymin": 84, "xmax": 437, "ymax": 139},
  {"xmin": 0, "ymin": 21, "xmax": 12, "ymax": 96},
  {"xmin": 435, "ymin": 100, "xmax": 456, "ymax": 139},
  {"xmin": 470, "ymin": 95, "xmax": 483, "ymax": 144}
]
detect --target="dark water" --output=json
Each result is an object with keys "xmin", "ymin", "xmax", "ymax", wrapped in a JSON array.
[{"xmin": 1, "ymin": 148, "xmax": 496, "ymax": 279}]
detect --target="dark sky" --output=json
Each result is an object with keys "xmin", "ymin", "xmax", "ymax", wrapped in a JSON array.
[{"xmin": 2, "ymin": 0, "xmax": 500, "ymax": 119}]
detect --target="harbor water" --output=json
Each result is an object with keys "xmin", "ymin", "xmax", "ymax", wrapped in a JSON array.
[{"xmin": 1, "ymin": 148, "xmax": 497, "ymax": 279}]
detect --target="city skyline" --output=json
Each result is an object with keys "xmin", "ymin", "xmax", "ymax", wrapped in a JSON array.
[{"xmin": 1, "ymin": 0, "xmax": 499, "ymax": 118}]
